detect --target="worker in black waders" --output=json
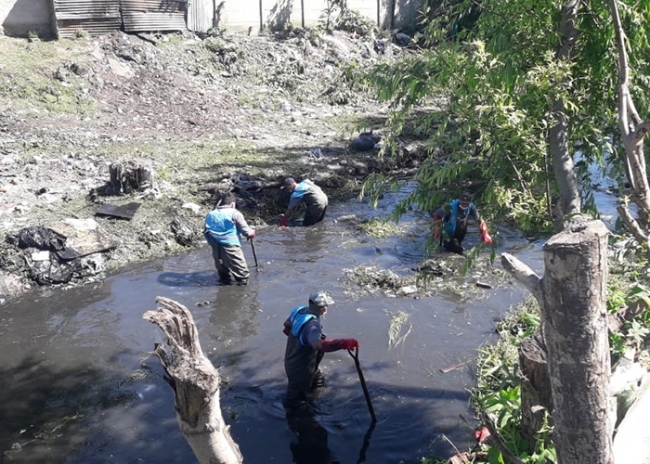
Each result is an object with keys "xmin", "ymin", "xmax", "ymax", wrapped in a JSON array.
[
  {"xmin": 203, "ymin": 192, "xmax": 256, "ymax": 285},
  {"xmin": 431, "ymin": 191, "xmax": 492, "ymax": 255},
  {"xmin": 282, "ymin": 290, "xmax": 358, "ymax": 408},
  {"xmin": 282, "ymin": 290, "xmax": 358, "ymax": 464}
]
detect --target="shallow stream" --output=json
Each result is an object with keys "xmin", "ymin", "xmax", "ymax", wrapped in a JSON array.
[{"xmin": 1, "ymin": 185, "xmax": 571, "ymax": 463}]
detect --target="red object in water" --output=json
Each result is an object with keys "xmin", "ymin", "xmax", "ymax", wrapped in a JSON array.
[{"xmin": 474, "ymin": 426, "xmax": 491, "ymax": 444}]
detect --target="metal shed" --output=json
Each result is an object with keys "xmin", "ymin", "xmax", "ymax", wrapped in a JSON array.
[
  {"xmin": 121, "ymin": 0, "xmax": 187, "ymax": 33},
  {"xmin": 51, "ymin": 0, "xmax": 121, "ymax": 38}
]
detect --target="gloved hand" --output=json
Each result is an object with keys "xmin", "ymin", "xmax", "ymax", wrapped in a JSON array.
[
  {"xmin": 479, "ymin": 220, "xmax": 492, "ymax": 245},
  {"xmin": 248, "ymin": 231, "xmax": 256, "ymax": 240},
  {"xmin": 339, "ymin": 338, "xmax": 359, "ymax": 350},
  {"xmin": 280, "ymin": 216, "xmax": 288, "ymax": 228},
  {"xmin": 321, "ymin": 338, "xmax": 359, "ymax": 352},
  {"xmin": 432, "ymin": 219, "xmax": 442, "ymax": 240}
]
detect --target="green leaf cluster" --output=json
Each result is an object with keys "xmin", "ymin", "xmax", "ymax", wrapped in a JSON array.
[{"xmin": 363, "ymin": 0, "xmax": 650, "ymax": 233}]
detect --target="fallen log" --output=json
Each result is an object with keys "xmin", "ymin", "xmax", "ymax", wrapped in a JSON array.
[{"xmin": 143, "ymin": 297, "xmax": 243, "ymax": 464}]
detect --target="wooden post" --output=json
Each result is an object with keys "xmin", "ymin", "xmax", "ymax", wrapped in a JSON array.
[{"xmin": 301, "ymin": 0, "xmax": 305, "ymax": 28}]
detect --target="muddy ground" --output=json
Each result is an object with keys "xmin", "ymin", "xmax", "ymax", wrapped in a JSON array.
[{"xmin": 0, "ymin": 28, "xmax": 429, "ymax": 302}]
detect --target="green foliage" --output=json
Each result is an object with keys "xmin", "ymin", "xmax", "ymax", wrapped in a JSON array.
[
  {"xmin": 470, "ymin": 298, "xmax": 555, "ymax": 463},
  {"xmin": 74, "ymin": 28, "xmax": 88, "ymax": 39},
  {"xmin": 363, "ymin": 0, "xmax": 650, "ymax": 233},
  {"xmin": 467, "ymin": 270, "xmax": 650, "ymax": 462},
  {"xmin": 319, "ymin": 0, "xmax": 374, "ymax": 35}
]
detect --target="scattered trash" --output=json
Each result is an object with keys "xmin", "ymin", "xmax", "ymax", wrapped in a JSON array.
[
  {"xmin": 15, "ymin": 226, "xmax": 66, "ymax": 252},
  {"xmin": 350, "ymin": 131, "xmax": 381, "ymax": 151},
  {"xmin": 440, "ymin": 359, "xmax": 472, "ymax": 373},
  {"xmin": 96, "ymin": 202, "xmax": 141, "ymax": 220},
  {"xmin": 393, "ymin": 32, "xmax": 411, "ymax": 47},
  {"xmin": 476, "ymin": 281, "xmax": 492, "ymax": 289},
  {"xmin": 49, "ymin": 221, "xmax": 117, "ymax": 259},
  {"xmin": 309, "ymin": 148, "xmax": 323, "ymax": 159},
  {"xmin": 171, "ymin": 217, "xmax": 196, "ymax": 246},
  {"xmin": 181, "ymin": 202, "xmax": 202, "ymax": 215},
  {"xmin": 31, "ymin": 250, "xmax": 51, "ymax": 262},
  {"xmin": 397, "ymin": 285, "xmax": 417, "ymax": 296},
  {"xmin": 336, "ymin": 214, "xmax": 357, "ymax": 222}
]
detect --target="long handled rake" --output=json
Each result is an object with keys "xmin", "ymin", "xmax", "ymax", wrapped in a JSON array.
[{"xmin": 348, "ymin": 347, "xmax": 376, "ymax": 423}]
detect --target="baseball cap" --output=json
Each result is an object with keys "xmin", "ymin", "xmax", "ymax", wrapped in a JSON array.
[
  {"xmin": 459, "ymin": 192, "xmax": 472, "ymax": 209},
  {"xmin": 309, "ymin": 291, "xmax": 335, "ymax": 308},
  {"xmin": 281, "ymin": 177, "xmax": 295, "ymax": 189}
]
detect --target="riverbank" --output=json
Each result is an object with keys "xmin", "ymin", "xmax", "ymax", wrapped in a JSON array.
[{"xmin": 0, "ymin": 28, "xmax": 427, "ymax": 302}]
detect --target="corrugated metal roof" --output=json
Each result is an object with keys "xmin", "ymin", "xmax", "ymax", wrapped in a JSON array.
[
  {"xmin": 122, "ymin": 0, "xmax": 187, "ymax": 33},
  {"xmin": 52, "ymin": 0, "xmax": 122, "ymax": 38}
]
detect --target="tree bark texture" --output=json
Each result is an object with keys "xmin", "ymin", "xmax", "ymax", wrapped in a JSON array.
[
  {"xmin": 542, "ymin": 218, "xmax": 613, "ymax": 464},
  {"xmin": 519, "ymin": 331, "xmax": 553, "ymax": 446},
  {"xmin": 143, "ymin": 297, "xmax": 243, "ymax": 464},
  {"xmin": 501, "ymin": 217, "xmax": 613, "ymax": 464}
]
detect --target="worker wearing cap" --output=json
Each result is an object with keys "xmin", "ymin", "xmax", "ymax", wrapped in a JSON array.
[
  {"xmin": 282, "ymin": 291, "xmax": 359, "ymax": 405},
  {"xmin": 280, "ymin": 178, "xmax": 328, "ymax": 227},
  {"xmin": 203, "ymin": 192, "xmax": 256, "ymax": 285},
  {"xmin": 431, "ymin": 192, "xmax": 492, "ymax": 254}
]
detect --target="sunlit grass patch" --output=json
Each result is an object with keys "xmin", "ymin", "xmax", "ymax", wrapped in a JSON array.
[{"xmin": 0, "ymin": 38, "xmax": 96, "ymax": 114}]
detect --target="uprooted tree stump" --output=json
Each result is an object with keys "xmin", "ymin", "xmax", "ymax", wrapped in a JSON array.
[
  {"xmin": 97, "ymin": 158, "xmax": 157, "ymax": 195},
  {"xmin": 143, "ymin": 297, "xmax": 243, "ymax": 464}
]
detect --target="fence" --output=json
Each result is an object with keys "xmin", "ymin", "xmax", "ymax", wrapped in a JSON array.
[{"xmin": 0, "ymin": 0, "xmax": 424, "ymax": 38}]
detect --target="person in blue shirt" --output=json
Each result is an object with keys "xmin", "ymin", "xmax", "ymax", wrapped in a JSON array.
[
  {"xmin": 203, "ymin": 192, "xmax": 256, "ymax": 285},
  {"xmin": 282, "ymin": 291, "xmax": 359, "ymax": 406},
  {"xmin": 280, "ymin": 178, "xmax": 328, "ymax": 227},
  {"xmin": 431, "ymin": 192, "xmax": 492, "ymax": 254}
]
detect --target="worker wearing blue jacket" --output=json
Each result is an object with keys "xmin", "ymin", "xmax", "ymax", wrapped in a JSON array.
[
  {"xmin": 431, "ymin": 192, "xmax": 492, "ymax": 254},
  {"xmin": 280, "ymin": 178, "xmax": 328, "ymax": 227},
  {"xmin": 282, "ymin": 291, "xmax": 358, "ymax": 406},
  {"xmin": 204, "ymin": 192, "xmax": 256, "ymax": 285}
]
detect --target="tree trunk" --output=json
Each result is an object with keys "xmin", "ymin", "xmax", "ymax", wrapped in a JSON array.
[
  {"xmin": 542, "ymin": 218, "xmax": 612, "ymax": 464},
  {"xmin": 548, "ymin": 0, "xmax": 582, "ymax": 225},
  {"xmin": 609, "ymin": 0, "xmax": 650, "ymax": 234},
  {"xmin": 143, "ymin": 297, "xmax": 243, "ymax": 464},
  {"xmin": 502, "ymin": 217, "xmax": 613, "ymax": 464},
  {"xmin": 518, "ymin": 331, "xmax": 553, "ymax": 446}
]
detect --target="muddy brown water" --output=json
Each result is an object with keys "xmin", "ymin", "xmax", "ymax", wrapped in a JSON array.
[{"xmin": 0, "ymin": 186, "xmax": 547, "ymax": 463}]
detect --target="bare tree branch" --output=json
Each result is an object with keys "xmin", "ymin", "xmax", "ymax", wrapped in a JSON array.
[{"xmin": 500, "ymin": 253, "xmax": 542, "ymax": 300}]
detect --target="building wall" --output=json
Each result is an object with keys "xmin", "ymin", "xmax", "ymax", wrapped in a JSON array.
[
  {"xmin": 1, "ymin": 0, "xmax": 53, "ymax": 37},
  {"xmin": 0, "ymin": 0, "xmax": 424, "ymax": 38}
]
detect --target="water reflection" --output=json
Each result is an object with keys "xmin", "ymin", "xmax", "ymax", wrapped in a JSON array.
[
  {"xmin": 156, "ymin": 269, "xmax": 216, "ymax": 287},
  {"xmin": 285, "ymin": 404, "xmax": 338, "ymax": 464},
  {"xmin": 207, "ymin": 284, "xmax": 261, "ymax": 344}
]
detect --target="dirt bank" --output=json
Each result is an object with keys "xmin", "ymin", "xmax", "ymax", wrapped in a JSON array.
[{"xmin": 0, "ymin": 28, "xmax": 425, "ymax": 301}]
